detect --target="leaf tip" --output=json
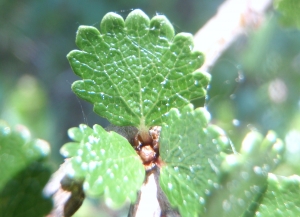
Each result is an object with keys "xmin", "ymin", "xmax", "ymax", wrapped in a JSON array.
[
  {"xmin": 127, "ymin": 9, "xmax": 149, "ymax": 20},
  {"xmin": 125, "ymin": 9, "xmax": 150, "ymax": 33},
  {"xmin": 75, "ymin": 26, "xmax": 101, "ymax": 49},
  {"xmin": 241, "ymin": 131, "xmax": 263, "ymax": 154},
  {"xmin": 100, "ymin": 12, "xmax": 125, "ymax": 34},
  {"xmin": 150, "ymin": 14, "xmax": 174, "ymax": 40},
  {"xmin": 34, "ymin": 139, "xmax": 51, "ymax": 156}
]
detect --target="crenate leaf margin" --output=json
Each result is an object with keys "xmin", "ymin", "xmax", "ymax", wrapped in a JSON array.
[
  {"xmin": 159, "ymin": 104, "xmax": 231, "ymax": 217},
  {"xmin": 60, "ymin": 124, "xmax": 145, "ymax": 208},
  {"xmin": 67, "ymin": 9, "xmax": 210, "ymax": 130}
]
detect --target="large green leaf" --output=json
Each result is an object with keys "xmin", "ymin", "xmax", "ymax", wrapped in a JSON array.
[
  {"xmin": 255, "ymin": 174, "xmax": 300, "ymax": 216},
  {"xmin": 68, "ymin": 9, "xmax": 210, "ymax": 130},
  {"xmin": 60, "ymin": 124, "xmax": 145, "ymax": 208},
  {"xmin": 205, "ymin": 131, "xmax": 284, "ymax": 217},
  {"xmin": 0, "ymin": 121, "xmax": 52, "ymax": 217},
  {"xmin": 159, "ymin": 104, "xmax": 231, "ymax": 217}
]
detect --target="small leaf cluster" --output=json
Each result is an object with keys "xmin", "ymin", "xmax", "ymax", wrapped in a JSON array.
[
  {"xmin": 64, "ymin": 9, "xmax": 212, "ymax": 212},
  {"xmin": 62, "ymin": 9, "xmax": 300, "ymax": 217}
]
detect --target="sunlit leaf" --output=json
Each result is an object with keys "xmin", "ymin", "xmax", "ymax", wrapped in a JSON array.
[
  {"xmin": 159, "ymin": 104, "xmax": 231, "ymax": 217},
  {"xmin": 60, "ymin": 124, "xmax": 144, "ymax": 208},
  {"xmin": 68, "ymin": 9, "xmax": 210, "ymax": 129}
]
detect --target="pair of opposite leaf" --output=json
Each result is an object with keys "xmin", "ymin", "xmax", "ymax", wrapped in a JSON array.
[{"xmin": 61, "ymin": 9, "xmax": 286, "ymax": 217}]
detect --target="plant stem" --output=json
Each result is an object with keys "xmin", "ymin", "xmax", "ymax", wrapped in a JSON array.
[{"xmin": 128, "ymin": 166, "xmax": 181, "ymax": 217}]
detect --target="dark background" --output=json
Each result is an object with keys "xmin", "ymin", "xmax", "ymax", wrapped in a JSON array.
[{"xmin": 1, "ymin": 1, "xmax": 300, "ymax": 216}]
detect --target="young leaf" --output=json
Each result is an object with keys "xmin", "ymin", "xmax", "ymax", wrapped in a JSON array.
[
  {"xmin": 255, "ymin": 174, "xmax": 300, "ymax": 216},
  {"xmin": 68, "ymin": 9, "xmax": 210, "ymax": 130},
  {"xmin": 205, "ymin": 131, "xmax": 284, "ymax": 217},
  {"xmin": 60, "ymin": 124, "xmax": 145, "ymax": 208},
  {"xmin": 159, "ymin": 104, "xmax": 231, "ymax": 217},
  {"xmin": 0, "ymin": 121, "xmax": 52, "ymax": 217}
]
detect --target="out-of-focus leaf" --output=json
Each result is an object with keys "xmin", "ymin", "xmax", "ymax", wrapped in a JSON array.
[
  {"xmin": 205, "ymin": 131, "xmax": 284, "ymax": 217},
  {"xmin": 159, "ymin": 104, "xmax": 231, "ymax": 217},
  {"xmin": 0, "ymin": 121, "xmax": 52, "ymax": 217},
  {"xmin": 0, "ymin": 120, "xmax": 50, "ymax": 191},
  {"xmin": 0, "ymin": 161, "xmax": 52, "ymax": 217},
  {"xmin": 255, "ymin": 174, "xmax": 300, "ymax": 216}
]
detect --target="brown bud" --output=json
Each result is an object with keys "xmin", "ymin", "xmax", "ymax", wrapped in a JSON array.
[{"xmin": 139, "ymin": 145, "xmax": 156, "ymax": 164}]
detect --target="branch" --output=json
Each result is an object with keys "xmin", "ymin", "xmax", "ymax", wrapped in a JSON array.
[
  {"xmin": 43, "ymin": 159, "xmax": 85, "ymax": 217},
  {"xmin": 128, "ymin": 166, "xmax": 180, "ymax": 217},
  {"xmin": 194, "ymin": 0, "xmax": 272, "ymax": 72}
]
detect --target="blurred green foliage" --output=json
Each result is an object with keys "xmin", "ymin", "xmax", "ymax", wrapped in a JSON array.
[
  {"xmin": 207, "ymin": 14, "xmax": 300, "ymax": 176},
  {"xmin": 0, "ymin": 121, "xmax": 52, "ymax": 217},
  {"xmin": 275, "ymin": 0, "xmax": 300, "ymax": 28},
  {"xmin": 1, "ymin": 0, "xmax": 300, "ymax": 216}
]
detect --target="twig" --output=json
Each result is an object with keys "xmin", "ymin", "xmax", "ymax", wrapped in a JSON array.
[
  {"xmin": 128, "ymin": 166, "xmax": 180, "ymax": 217},
  {"xmin": 194, "ymin": 0, "xmax": 273, "ymax": 72}
]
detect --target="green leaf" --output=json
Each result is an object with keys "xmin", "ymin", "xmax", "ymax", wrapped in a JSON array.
[
  {"xmin": 0, "ymin": 120, "xmax": 50, "ymax": 191},
  {"xmin": 68, "ymin": 9, "xmax": 210, "ymax": 129},
  {"xmin": 159, "ymin": 104, "xmax": 231, "ymax": 217},
  {"xmin": 255, "ymin": 174, "xmax": 300, "ymax": 216},
  {"xmin": 60, "ymin": 124, "xmax": 145, "ymax": 208},
  {"xmin": 205, "ymin": 131, "xmax": 284, "ymax": 217},
  {"xmin": 274, "ymin": 0, "xmax": 300, "ymax": 29},
  {"xmin": 0, "ymin": 121, "xmax": 52, "ymax": 217}
]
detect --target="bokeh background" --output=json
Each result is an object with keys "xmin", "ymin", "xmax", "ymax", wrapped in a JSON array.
[{"xmin": 1, "ymin": 0, "xmax": 300, "ymax": 216}]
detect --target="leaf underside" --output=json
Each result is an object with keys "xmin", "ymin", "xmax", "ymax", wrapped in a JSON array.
[
  {"xmin": 60, "ymin": 124, "xmax": 145, "ymax": 208},
  {"xmin": 159, "ymin": 104, "xmax": 231, "ymax": 217},
  {"xmin": 68, "ymin": 9, "xmax": 210, "ymax": 129}
]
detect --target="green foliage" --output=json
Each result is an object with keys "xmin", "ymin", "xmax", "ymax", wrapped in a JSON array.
[
  {"xmin": 60, "ymin": 124, "xmax": 145, "ymax": 208},
  {"xmin": 0, "ymin": 0, "xmax": 300, "ymax": 216},
  {"xmin": 274, "ymin": 0, "xmax": 300, "ymax": 28},
  {"xmin": 256, "ymin": 174, "xmax": 300, "ymax": 216},
  {"xmin": 1, "ymin": 75, "xmax": 51, "ymax": 140},
  {"xmin": 159, "ymin": 104, "xmax": 231, "ymax": 216},
  {"xmin": 0, "ymin": 121, "xmax": 50, "ymax": 191},
  {"xmin": 67, "ymin": 9, "xmax": 210, "ymax": 130},
  {"xmin": 205, "ymin": 131, "xmax": 284, "ymax": 217},
  {"xmin": 0, "ymin": 121, "xmax": 52, "ymax": 217},
  {"xmin": 63, "ymin": 9, "xmax": 300, "ymax": 217}
]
